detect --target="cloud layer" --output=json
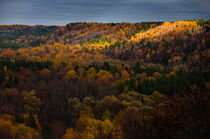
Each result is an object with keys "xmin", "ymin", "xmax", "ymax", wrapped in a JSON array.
[{"xmin": 0, "ymin": 0, "xmax": 209, "ymax": 25}]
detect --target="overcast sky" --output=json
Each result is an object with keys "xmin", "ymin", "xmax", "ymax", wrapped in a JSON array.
[{"xmin": 0, "ymin": 0, "xmax": 209, "ymax": 25}]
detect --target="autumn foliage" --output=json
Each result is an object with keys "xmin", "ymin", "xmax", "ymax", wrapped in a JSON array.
[{"xmin": 0, "ymin": 20, "xmax": 209, "ymax": 139}]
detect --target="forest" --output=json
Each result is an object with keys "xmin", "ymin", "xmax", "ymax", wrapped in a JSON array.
[{"xmin": 0, "ymin": 20, "xmax": 209, "ymax": 139}]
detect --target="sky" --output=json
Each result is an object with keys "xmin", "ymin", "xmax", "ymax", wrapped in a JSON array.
[{"xmin": 0, "ymin": 0, "xmax": 209, "ymax": 25}]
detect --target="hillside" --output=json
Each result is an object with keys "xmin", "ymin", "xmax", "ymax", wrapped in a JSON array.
[
  {"xmin": 0, "ymin": 22, "xmax": 161, "ymax": 48},
  {"xmin": 0, "ymin": 20, "xmax": 209, "ymax": 139}
]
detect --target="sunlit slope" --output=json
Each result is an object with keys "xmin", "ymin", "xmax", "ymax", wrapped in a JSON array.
[
  {"xmin": 45, "ymin": 22, "xmax": 161, "ymax": 45},
  {"xmin": 129, "ymin": 21, "xmax": 203, "ymax": 43}
]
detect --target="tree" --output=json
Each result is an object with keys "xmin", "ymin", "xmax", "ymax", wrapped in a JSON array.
[
  {"xmin": 145, "ymin": 53, "xmax": 151, "ymax": 61},
  {"xmin": 97, "ymin": 70, "xmax": 113, "ymax": 84},
  {"xmin": 23, "ymin": 90, "xmax": 42, "ymax": 133},
  {"xmin": 39, "ymin": 68, "xmax": 51, "ymax": 80},
  {"xmin": 116, "ymin": 108, "xmax": 146, "ymax": 139},
  {"xmin": 24, "ymin": 90, "xmax": 42, "ymax": 114},
  {"xmin": 65, "ymin": 69, "xmax": 78, "ymax": 80},
  {"xmin": 102, "ymin": 109, "xmax": 111, "ymax": 120},
  {"xmin": 83, "ymin": 97, "xmax": 95, "ymax": 107},
  {"xmin": 121, "ymin": 70, "xmax": 129, "ymax": 81},
  {"xmin": 0, "ymin": 118, "xmax": 41, "ymax": 139},
  {"xmin": 74, "ymin": 115, "xmax": 114, "ymax": 139}
]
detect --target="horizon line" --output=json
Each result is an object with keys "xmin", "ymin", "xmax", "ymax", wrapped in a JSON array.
[{"xmin": 1, "ymin": 18, "xmax": 209, "ymax": 26}]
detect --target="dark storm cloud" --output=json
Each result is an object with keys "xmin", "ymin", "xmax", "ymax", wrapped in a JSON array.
[{"xmin": 0, "ymin": 0, "xmax": 209, "ymax": 25}]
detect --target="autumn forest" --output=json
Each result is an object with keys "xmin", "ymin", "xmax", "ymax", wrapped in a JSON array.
[{"xmin": 0, "ymin": 20, "xmax": 210, "ymax": 139}]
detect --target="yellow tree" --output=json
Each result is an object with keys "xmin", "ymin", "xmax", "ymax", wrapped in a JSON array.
[
  {"xmin": 97, "ymin": 70, "xmax": 113, "ymax": 84},
  {"xmin": 65, "ymin": 69, "xmax": 78, "ymax": 80}
]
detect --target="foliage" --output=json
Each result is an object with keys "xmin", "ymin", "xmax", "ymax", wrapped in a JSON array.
[{"xmin": 0, "ymin": 20, "xmax": 209, "ymax": 139}]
